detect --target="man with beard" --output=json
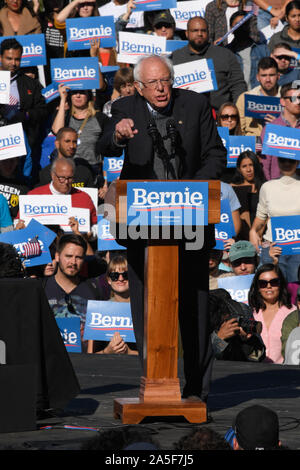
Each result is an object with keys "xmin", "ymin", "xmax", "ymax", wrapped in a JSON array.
[
  {"xmin": 43, "ymin": 233, "xmax": 104, "ymax": 351},
  {"xmin": 170, "ymin": 17, "xmax": 247, "ymax": 112}
]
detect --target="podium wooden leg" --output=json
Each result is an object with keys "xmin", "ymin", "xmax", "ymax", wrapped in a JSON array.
[{"xmin": 114, "ymin": 244, "xmax": 207, "ymax": 424}]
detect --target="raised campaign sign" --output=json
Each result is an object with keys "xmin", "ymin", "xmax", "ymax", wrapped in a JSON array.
[
  {"xmin": 214, "ymin": 199, "xmax": 235, "ymax": 250},
  {"xmin": 0, "ymin": 71, "xmax": 10, "ymax": 104},
  {"xmin": 50, "ymin": 57, "xmax": 100, "ymax": 90},
  {"xmin": 245, "ymin": 95, "xmax": 282, "ymax": 120},
  {"xmin": 133, "ymin": 0, "xmax": 177, "ymax": 12},
  {"xmin": 170, "ymin": 0, "xmax": 208, "ymax": 30},
  {"xmin": 227, "ymin": 136, "xmax": 256, "ymax": 168},
  {"xmin": 97, "ymin": 214, "xmax": 126, "ymax": 251},
  {"xmin": 41, "ymin": 81, "xmax": 60, "ymax": 104},
  {"xmin": 84, "ymin": 300, "xmax": 135, "ymax": 343},
  {"xmin": 0, "ymin": 34, "xmax": 46, "ymax": 67},
  {"xmin": 56, "ymin": 318, "xmax": 82, "ymax": 353},
  {"xmin": 0, "ymin": 123, "xmax": 26, "ymax": 161},
  {"xmin": 262, "ymin": 124, "xmax": 300, "ymax": 160},
  {"xmin": 66, "ymin": 15, "xmax": 116, "ymax": 50},
  {"xmin": 271, "ymin": 215, "xmax": 300, "ymax": 255},
  {"xmin": 173, "ymin": 59, "xmax": 217, "ymax": 93},
  {"xmin": 127, "ymin": 181, "xmax": 209, "ymax": 226},
  {"xmin": 117, "ymin": 32, "xmax": 166, "ymax": 64}
]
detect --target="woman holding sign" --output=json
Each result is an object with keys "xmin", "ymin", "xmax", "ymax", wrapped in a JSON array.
[{"xmin": 249, "ymin": 263, "xmax": 295, "ymax": 363}]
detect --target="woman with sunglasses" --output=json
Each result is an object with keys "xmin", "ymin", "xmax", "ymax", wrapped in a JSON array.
[
  {"xmin": 89, "ymin": 255, "xmax": 138, "ymax": 355},
  {"xmin": 248, "ymin": 263, "xmax": 295, "ymax": 363},
  {"xmin": 217, "ymin": 102, "xmax": 243, "ymax": 136}
]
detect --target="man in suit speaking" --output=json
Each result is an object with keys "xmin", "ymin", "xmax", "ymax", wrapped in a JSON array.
[{"xmin": 100, "ymin": 54, "xmax": 227, "ymax": 404}]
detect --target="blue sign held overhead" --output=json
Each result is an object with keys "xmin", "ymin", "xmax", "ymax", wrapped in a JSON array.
[
  {"xmin": 127, "ymin": 181, "xmax": 209, "ymax": 227},
  {"xmin": 214, "ymin": 199, "xmax": 235, "ymax": 250},
  {"xmin": 50, "ymin": 57, "xmax": 100, "ymax": 90},
  {"xmin": 271, "ymin": 215, "xmax": 300, "ymax": 255},
  {"xmin": 56, "ymin": 317, "xmax": 82, "ymax": 353},
  {"xmin": 0, "ymin": 34, "xmax": 46, "ymax": 67},
  {"xmin": 134, "ymin": 0, "xmax": 177, "ymax": 11},
  {"xmin": 245, "ymin": 95, "xmax": 282, "ymax": 120},
  {"xmin": 84, "ymin": 300, "xmax": 135, "ymax": 343},
  {"xmin": 262, "ymin": 124, "xmax": 300, "ymax": 160},
  {"xmin": 227, "ymin": 135, "xmax": 256, "ymax": 168},
  {"xmin": 66, "ymin": 16, "xmax": 116, "ymax": 50},
  {"xmin": 97, "ymin": 214, "xmax": 126, "ymax": 252}
]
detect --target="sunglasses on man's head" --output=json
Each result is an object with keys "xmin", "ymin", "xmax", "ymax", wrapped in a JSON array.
[
  {"xmin": 108, "ymin": 271, "xmax": 128, "ymax": 281},
  {"xmin": 257, "ymin": 277, "xmax": 280, "ymax": 289}
]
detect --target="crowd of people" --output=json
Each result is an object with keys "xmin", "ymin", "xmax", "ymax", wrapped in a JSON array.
[{"xmin": 0, "ymin": 0, "xmax": 300, "ymax": 450}]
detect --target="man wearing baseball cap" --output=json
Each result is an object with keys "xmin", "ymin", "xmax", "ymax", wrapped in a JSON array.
[
  {"xmin": 232, "ymin": 405, "xmax": 282, "ymax": 450},
  {"xmin": 229, "ymin": 240, "xmax": 258, "ymax": 276}
]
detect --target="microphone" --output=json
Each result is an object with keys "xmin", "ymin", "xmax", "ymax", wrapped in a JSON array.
[
  {"xmin": 147, "ymin": 117, "xmax": 160, "ymax": 149},
  {"xmin": 166, "ymin": 119, "xmax": 178, "ymax": 154}
]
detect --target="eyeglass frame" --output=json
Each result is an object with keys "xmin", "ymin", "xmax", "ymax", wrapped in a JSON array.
[
  {"xmin": 107, "ymin": 271, "xmax": 129, "ymax": 281},
  {"xmin": 136, "ymin": 77, "xmax": 173, "ymax": 89},
  {"xmin": 282, "ymin": 95, "xmax": 300, "ymax": 103},
  {"xmin": 257, "ymin": 277, "xmax": 280, "ymax": 289},
  {"xmin": 53, "ymin": 172, "xmax": 74, "ymax": 183}
]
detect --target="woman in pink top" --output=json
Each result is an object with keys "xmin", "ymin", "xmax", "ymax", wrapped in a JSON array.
[{"xmin": 249, "ymin": 263, "xmax": 295, "ymax": 363}]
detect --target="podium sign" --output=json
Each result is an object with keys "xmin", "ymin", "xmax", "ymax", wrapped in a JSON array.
[{"xmin": 127, "ymin": 181, "xmax": 209, "ymax": 226}]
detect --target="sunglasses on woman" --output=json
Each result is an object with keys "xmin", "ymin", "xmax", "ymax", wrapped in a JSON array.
[
  {"xmin": 257, "ymin": 277, "xmax": 280, "ymax": 289},
  {"xmin": 108, "ymin": 271, "xmax": 128, "ymax": 281}
]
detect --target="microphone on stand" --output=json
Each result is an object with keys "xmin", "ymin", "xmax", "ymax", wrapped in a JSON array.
[{"xmin": 166, "ymin": 119, "xmax": 178, "ymax": 156}]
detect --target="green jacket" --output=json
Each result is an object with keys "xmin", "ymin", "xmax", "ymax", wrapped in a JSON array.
[{"xmin": 281, "ymin": 309, "xmax": 299, "ymax": 359}]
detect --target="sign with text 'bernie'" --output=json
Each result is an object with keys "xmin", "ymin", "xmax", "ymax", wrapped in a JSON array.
[
  {"xmin": 227, "ymin": 135, "xmax": 256, "ymax": 168},
  {"xmin": 84, "ymin": 300, "xmax": 135, "ymax": 343},
  {"xmin": 262, "ymin": 124, "xmax": 300, "ymax": 160},
  {"xmin": 214, "ymin": 199, "xmax": 235, "ymax": 250},
  {"xmin": 117, "ymin": 32, "xmax": 166, "ymax": 64},
  {"xmin": 0, "ymin": 34, "xmax": 46, "ymax": 67},
  {"xmin": 173, "ymin": 59, "xmax": 217, "ymax": 94},
  {"xmin": 245, "ymin": 95, "xmax": 282, "ymax": 120},
  {"xmin": 170, "ymin": 0, "xmax": 208, "ymax": 30},
  {"xmin": 218, "ymin": 274, "xmax": 254, "ymax": 305},
  {"xmin": 97, "ymin": 214, "xmax": 126, "ymax": 251},
  {"xmin": 103, "ymin": 155, "xmax": 124, "ymax": 182},
  {"xmin": 50, "ymin": 57, "xmax": 100, "ymax": 90},
  {"xmin": 271, "ymin": 215, "xmax": 300, "ymax": 255},
  {"xmin": 66, "ymin": 16, "xmax": 116, "ymax": 50},
  {"xmin": 0, "ymin": 218, "xmax": 56, "ymax": 267},
  {"xmin": 0, "ymin": 123, "xmax": 26, "ymax": 161},
  {"xmin": 217, "ymin": 126, "xmax": 229, "ymax": 154},
  {"xmin": 127, "ymin": 181, "xmax": 208, "ymax": 226},
  {"xmin": 56, "ymin": 318, "xmax": 82, "ymax": 353},
  {"xmin": 41, "ymin": 81, "xmax": 59, "ymax": 104},
  {"xmin": 134, "ymin": 0, "xmax": 177, "ymax": 12}
]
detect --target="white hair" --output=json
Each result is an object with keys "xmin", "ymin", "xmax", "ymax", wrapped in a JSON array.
[
  {"xmin": 51, "ymin": 157, "xmax": 75, "ymax": 174},
  {"xmin": 133, "ymin": 54, "xmax": 174, "ymax": 87}
]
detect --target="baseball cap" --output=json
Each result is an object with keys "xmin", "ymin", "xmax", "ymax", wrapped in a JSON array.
[
  {"xmin": 152, "ymin": 10, "xmax": 175, "ymax": 27},
  {"xmin": 229, "ymin": 241, "xmax": 256, "ymax": 262},
  {"xmin": 234, "ymin": 405, "xmax": 279, "ymax": 450}
]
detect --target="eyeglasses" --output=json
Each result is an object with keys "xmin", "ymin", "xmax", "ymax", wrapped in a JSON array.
[
  {"xmin": 282, "ymin": 95, "xmax": 300, "ymax": 103},
  {"xmin": 108, "ymin": 271, "xmax": 128, "ymax": 281},
  {"xmin": 65, "ymin": 294, "xmax": 76, "ymax": 314},
  {"xmin": 79, "ymin": 2, "xmax": 96, "ymax": 6},
  {"xmin": 137, "ymin": 78, "xmax": 173, "ymax": 89},
  {"xmin": 220, "ymin": 114, "xmax": 238, "ymax": 120},
  {"xmin": 154, "ymin": 23, "xmax": 173, "ymax": 29},
  {"xmin": 274, "ymin": 55, "xmax": 291, "ymax": 61},
  {"xmin": 258, "ymin": 277, "xmax": 280, "ymax": 289},
  {"xmin": 231, "ymin": 257, "xmax": 255, "ymax": 267},
  {"xmin": 54, "ymin": 173, "xmax": 74, "ymax": 183}
]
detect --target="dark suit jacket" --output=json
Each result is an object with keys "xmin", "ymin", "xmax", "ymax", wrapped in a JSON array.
[{"xmin": 100, "ymin": 89, "xmax": 227, "ymax": 181}]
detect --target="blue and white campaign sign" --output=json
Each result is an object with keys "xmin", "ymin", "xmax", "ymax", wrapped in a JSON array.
[
  {"xmin": 133, "ymin": 0, "xmax": 177, "ymax": 12},
  {"xmin": 217, "ymin": 126, "xmax": 229, "ymax": 154},
  {"xmin": 66, "ymin": 16, "xmax": 116, "ymax": 50},
  {"xmin": 170, "ymin": 0, "xmax": 208, "ymax": 30},
  {"xmin": 173, "ymin": 59, "xmax": 217, "ymax": 94},
  {"xmin": 0, "ymin": 34, "xmax": 46, "ymax": 67},
  {"xmin": 218, "ymin": 274, "xmax": 254, "ymax": 304},
  {"xmin": 227, "ymin": 135, "xmax": 256, "ymax": 168},
  {"xmin": 127, "ymin": 181, "xmax": 209, "ymax": 226},
  {"xmin": 51, "ymin": 57, "xmax": 100, "ymax": 90},
  {"xmin": 84, "ymin": 300, "xmax": 135, "ymax": 343},
  {"xmin": 62, "ymin": 207, "xmax": 91, "ymax": 233},
  {"xmin": 99, "ymin": 66, "xmax": 119, "ymax": 94},
  {"xmin": 0, "ymin": 123, "xmax": 26, "ymax": 161},
  {"xmin": 56, "ymin": 318, "xmax": 82, "ymax": 353},
  {"xmin": 0, "ymin": 218, "xmax": 56, "ymax": 267},
  {"xmin": 166, "ymin": 39, "xmax": 188, "ymax": 55},
  {"xmin": 41, "ymin": 81, "xmax": 59, "ymax": 104},
  {"xmin": 117, "ymin": 32, "xmax": 166, "ymax": 64},
  {"xmin": 214, "ymin": 199, "xmax": 235, "ymax": 250},
  {"xmin": 271, "ymin": 215, "xmax": 300, "ymax": 255},
  {"xmin": 97, "ymin": 214, "xmax": 126, "ymax": 251},
  {"xmin": 262, "ymin": 124, "xmax": 300, "ymax": 160},
  {"xmin": 103, "ymin": 155, "xmax": 124, "ymax": 182},
  {"xmin": 245, "ymin": 95, "xmax": 282, "ymax": 120},
  {"xmin": 19, "ymin": 194, "xmax": 72, "ymax": 226},
  {"xmin": 0, "ymin": 71, "xmax": 10, "ymax": 104}
]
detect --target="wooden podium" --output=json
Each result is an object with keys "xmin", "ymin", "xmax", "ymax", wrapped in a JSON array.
[{"xmin": 105, "ymin": 180, "xmax": 221, "ymax": 424}]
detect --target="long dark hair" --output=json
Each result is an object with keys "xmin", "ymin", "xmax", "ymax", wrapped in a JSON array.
[
  {"xmin": 286, "ymin": 0, "xmax": 300, "ymax": 17},
  {"xmin": 248, "ymin": 263, "xmax": 292, "ymax": 312},
  {"xmin": 231, "ymin": 151, "xmax": 266, "ymax": 191}
]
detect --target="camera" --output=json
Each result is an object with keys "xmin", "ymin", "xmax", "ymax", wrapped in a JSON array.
[{"xmin": 227, "ymin": 314, "xmax": 262, "ymax": 335}]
